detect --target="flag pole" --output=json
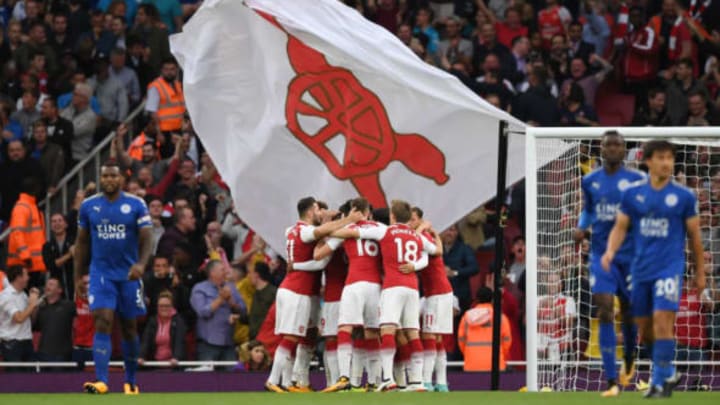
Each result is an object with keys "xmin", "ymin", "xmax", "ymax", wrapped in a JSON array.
[{"xmin": 491, "ymin": 119, "xmax": 509, "ymax": 390}]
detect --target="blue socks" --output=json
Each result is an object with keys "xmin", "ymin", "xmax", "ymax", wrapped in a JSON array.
[
  {"xmin": 122, "ymin": 336, "xmax": 140, "ymax": 385},
  {"xmin": 93, "ymin": 333, "xmax": 112, "ymax": 384},
  {"xmin": 652, "ymin": 339, "xmax": 676, "ymax": 387},
  {"xmin": 599, "ymin": 322, "xmax": 618, "ymax": 381},
  {"xmin": 621, "ymin": 322, "xmax": 638, "ymax": 367}
]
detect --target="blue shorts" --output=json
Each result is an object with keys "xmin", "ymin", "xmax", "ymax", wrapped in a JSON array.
[
  {"xmin": 590, "ymin": 257, "xmax": 631, "ymax": 301},
  {"xmin": 631, "ymin": 274, "xmax": 683, "ymax": 318},
  {"xmin": 89, "ymin": 275, "xmax": 147, "ymax": 319}
]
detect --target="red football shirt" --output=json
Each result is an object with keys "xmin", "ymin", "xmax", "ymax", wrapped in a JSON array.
[
  {"xmin": 324, "ymin": 248, "xmax": 348, "ymax": 302},
  {"xmin": 281, "ymin": 221, "xmax": 322, "ymax": 296},
  {"xmin": 339, "ymin": 220, "xmax": 384, "ymax": 286},
  {"xmin": 418, "ymin": 231, "xmax": 453, "ymax": 297}
]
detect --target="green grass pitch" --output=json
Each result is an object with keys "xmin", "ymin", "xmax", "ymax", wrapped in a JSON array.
[{"xmin": 2, "ymin": 392, "xmax": 720, "ymax": 405}]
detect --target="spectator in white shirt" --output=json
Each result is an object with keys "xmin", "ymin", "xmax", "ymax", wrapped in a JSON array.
[{"xmin": 0, "ymin": 266, "xmax": 41, "ymax": 366}]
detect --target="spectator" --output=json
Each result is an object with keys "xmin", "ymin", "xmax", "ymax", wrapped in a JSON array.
[
  {"xmin": 0, "ymin": 139, "xmax": 45, "ymax": 222},
  {"xmin": 548, "ymin": 34, "xmax": 571, "ymax": 84},
  {"xmin": 143, "ymin": 255, "xmax": 193, "ymax": 323},
  {"xmin": 621, "ymin": 6, "xmax": 660, "ymax": 98},
  {"xmin": 632, "ymin": 87, "xmax": 672, "ymax": 126},
  {"xmin": 665, "ymin": 59, "xmax": 709, "ymax": 126},
  {"xmin": 41, "ymin": 97, "xmax": 74, "ymax": 169},
  {"xmin": 236, "ymin": 340, "xmax": 271, "ymax": 372},
  {"xmin": 486, "ymin": 271, "xmax": 524, "ymax": 363},
  {"xmin": 109, "ymin": 47, "xmax": 141, "ymax": 106},
  {"xmin": 0, "ymin": 266, "xmax": 40, "ymax": 364},
  {"xmin": 580, "ymin": 1, "xmax": 610, "ymax": 56},
  {"xmin": 115, "ymin": 124, "xmax": 171, "ymax": 183},
  {"xmin": 457, "ymin": 286, "xmax": 511, "ymax": 371},
  {"xmin": 130, "ymin": 4, "xmax": 171, "ymax": 73},
  {"xmin": 49, "ymin": 12, "xmax": 75, "ymax": 57},
  {"xmin": 650, "ymin": 0, "xmax": 693, "ymax": 73},
  {"xmin": 14, "ymin": 21, "xmax": 57, "ymax": 74},
  {"xmin": 139, "ymin": 290, "xmax": 187, "ymax": 366},
  {"xmin": 413, "ymin": 6, "xmax": 439, "ymax": 55},
  {"xmin": 157, "ymin": 206, "xmax": 197, "ymax": 260},
  {"xmin": 33, "ymin": 277, "xmax": 76, "ymax": 361},
  {"xmin": 436, "ymin": 16, "xmax": 473, "ymax": 71},
  {"xmin": 512, "ymin": 65, "xmax": 560, "ymax": 126},
  {"xmin": 559, "ymin": 82, "xmax": 599, "ymax": 126},
  {"xmin": 472, "ymin": 22, "xmax": 510, "ymax": 76},
  {"xmin": 109, "ymin": 15, "xmax": 128, "ymax": 50},
  {"xmin": 2, "ymin": 20, "xmax": 23, "ymax": 62},
  {"xmin": 221, "ymin": 206, "xmax": 250, "ymax": 262},
  {"xmin": 60, "ymin": 83, "xmax": 97, "ymax": 164},
  {"xmin": 146, "ymin": 58, "xmax": 185, "ymax": 140},
  {"xmin": 190, "ymin": 260, "xmax": 246, "ymax": 362},
  {"xmin": 88, "ymin": 57, "xmax": 128, "ymax": 132},
  {"xmin": 7, "ymin": 176, "xmax": 47, "ymax": 289},
  {"xmin": 675, "ymin": 272, "xmax": 712, "ymax": 373},
  {"xmin": 567, "ymin": 20, "xmax": 595, "ymax": 64},
  {"xmin": 165, "ymin": 158, "xmax": 209, "ymax": 205},
  {"xmin": 42, "ymin": 213, "xmax": 76, "ymax": 300},
  {"xmin": 172, "ymin": 240, "xmax": 203, "ymax": 290},
  {"xmin": 537, "ymin": 0, "xmax": 572, "ymax": 49},
  {"xmin": 507, "ymin": 236, "xmax": 526, "ymax": 286},
  {"xmin": 481, "ymin": 4, "xmax": 528, "ymax": 50},
  {"xmin": 504, "ymin": 36, "xmax": 530, "ymax": 86},
  {"xmin": 145, "ymin": 195, "xmax": 166, "ymax": 253},
  {"xmin": 10, "ymin": 90, "xmax": 41, "ymax": 137},
  {"xmin": 30, "ymin": 120, "xmax": 65, "ymax": 193},
  {"xmin": 686, "ymin": 90, "xmax": 720, "ymax": 125},
  {"xmin": 537, "ymin": 270, "xmax": 577, "ymax": 362},
  {"xmin": 441, "ymin": 224, "xmax": 479, "ymax": 313},
  {"xmin": 248, "ymin": 262, "xmax": 277, "ymax": 340},
  {"xmin": 457, "ymin": 206, "xmax": 488, "ymax": 251},
  {"xmin": 562, "ymin": 55, "xmax": 613, "ymax": 109},
  {"xmin": 72, "ymin": 274, "xmax": 94, "ymax": 368},
  {"xmin": 142, "ymin": 0, "xmax": 183, "ymax": 34},
  {"xmin": 57, "ymin": 72, "xmax": 102, "ymax": 114},
  {"xmin": 97, "ymin": 0, "xmax": 138, "ymax": 24}
]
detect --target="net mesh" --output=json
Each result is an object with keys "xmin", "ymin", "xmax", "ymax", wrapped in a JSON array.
[{"xmin": 533, "ymin": 137, "xmax": 720, "ymax": 392}]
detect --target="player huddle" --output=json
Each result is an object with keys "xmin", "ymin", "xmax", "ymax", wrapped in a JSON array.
[
  {"xmin": 265, "ymin": 197, "xmax": 453, "ymax": 393},
  {"xmin": 577, "ymin": 133, "xmax": 707, "ymax": 398}
]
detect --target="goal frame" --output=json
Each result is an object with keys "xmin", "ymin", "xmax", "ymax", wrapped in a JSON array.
[{"xmin": 524, "ymin": 126, "xmax": 720, "ymax": 392}]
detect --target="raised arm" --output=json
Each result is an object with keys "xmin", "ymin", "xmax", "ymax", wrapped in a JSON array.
[{"xmin": 311, "ymin": 209, "xmax": 363, "ymax": 240}]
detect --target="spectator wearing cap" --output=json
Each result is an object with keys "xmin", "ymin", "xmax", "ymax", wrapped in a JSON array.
[
  {"xmin": 60, "ymin": 82, "xmax": 97, "ymax": 163},
  {"xmin": 191, "ymin": 260, "xmax": 247, "ymax": 362},
  {"xmin": 130, "ymin": 4, "xmax": 171, "ymax": 73},
  {"xmin": 248, "ymin": 262, "xmax": 277, "ymax": 340},
  {"xmin": 41, "ymin": 97, "xmax": 74, "ymax": 169},
  {"xmin": 109, "ymin": 47, "xmax": 141, "ymax": 106},
  {"xmin": 29, "ymin": 120, "xmax": 64, "ymax": 192},
  {"xmin": 42, "ymin": 212, "xmax": 76, "ymax": 300}
]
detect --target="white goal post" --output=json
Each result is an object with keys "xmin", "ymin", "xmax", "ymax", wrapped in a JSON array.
[{"xmin": 525, "ymin": 126, "xmax": 720, "ymax": 392}]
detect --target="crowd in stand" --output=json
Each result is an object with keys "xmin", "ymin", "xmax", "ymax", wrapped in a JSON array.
[{"xmin": 0, "ymin": 0, "xmax": 719, "ymax": 374}]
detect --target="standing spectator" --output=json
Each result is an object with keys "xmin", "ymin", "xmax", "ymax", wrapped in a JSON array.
[
  {"xmin": 621, "ymin": 6, "xmax": 660, "ymax": 98},
  {"xmin": 632, "ymin": 87, "xmax": 672, "ymax": 126},
  {"xmin": 397, "ymin": 22, "xmax": 427, "ymax": 60},
  {"xmin": 567, "ymin": 21, "xmax": 595, "ymax": 65},
  {"xmin": 41, "ymin": 97, "xmax": 74, "ymax": 170},
  {"xmin": 49, "ymin": 12, "xmax": 75, "ymax": 57},
  {"xmin": 504, "ymin": 36, "xmax": 530, "ymax": 86},
  {"xmin": 143, "ymin": 255, "xmax": 193, "ymax": 323},
  {"xmin": 109, "ymin": 47, "xmax": 141, "ymax": 106},
  {"xmin": 0, "ymin": 139, "xmax": 45, "ymax": 222},
  {"xmin": 413, "ymin": 6, "xmax": 439, "ymax": 55},
  {"xmin": 10, "ymin": 91, "xmax": 41, "ymax": 137},
  {"xmin": 114, "ymin": 123, "xmax": 171, "ymax": 182},
  {"xmin": 472, "ymin": 22, "xmax": 510, "ymax": 76},
  {"xmin": 665, "ymin": 58, "xmax": 709, "ymax": 125},
  {"xmin": 30, "ymin": 120, "xmax": 65, "ymax": 193},
  {"xmin": 221, "ymin": 207, "xmax": 250, "ymax": 262},
  {"xmin": 0, "ymin": 266, "xmax": 40, "ymax": 364},
  {"xmin": 142, "ymin": 0, "xmax": 183, "ymax": 34},
  {"xmin": 7, "ymin": 177, "xmax": 47, "ymax": 289},
  {"xmin": 581, "ymin": 0, "xmax": 611, "ymax": 56},
  {"xmin": 139, "ymin": 291, "xmax": 187, "ymax": 366},
  {"xmin": 477, "ymin": 3, "xmax": 528, "ymax": 50},
  {"xmin": 88, "ymin": 57, "xmax": 128, "ymax": 134},
  {"xmin": 436, "ymin": 16, "xmax": 473, "ymax": 71},
  {"xmin": 109, "ymin": 15, "xmax": 129, "ymax": 50},
  {"xmin": 60, "ymin": 83, "xmax": 97, "ymax": 164},
  {"xmin": 512, "ymin": 65, "xmax": 560, "ymax": 126},
  {"xmin": 649, "ymin": 0, "xmax": 693, "ymax": 74},
  {"xmin": 157, "ymin": 206, "xmax": 197, "ymax": 260},
  {"xmin": 441, "ymin": 224, "xmax": 478, "ymax": 313},
  {"xmin": 190, "ymin": 260, "xmax": 246, "ymax": 362},
  {"xmin": 457, "ymin": 207, "xmax": 487, "ymax": 251},
  {"xmin": 34, "ymin": 277, "xmax": 76, "ymax": 361},
  {"xmin": 537, "ymin": 0, "xmax": 572, "ymax": 50},
  {"xmin": 537, "ymin": 271, "xmax": 577, "ymax": 362},
  {"xmin": 146, "ymin": 196, "xmax": 166, "ymax": 253},
  {"xmin": 126, "ymin": 36, "xmax": 156, "ymax": 92},
  {"xmin": 457, "ymin": 287, "xmax": 511, "ymax": 371},
  {"xmin": 130, "ymin": 5, "xmax": 171, "ymax": 73},
  {"xmin": 248, "ymin": 262, "xmax": 277, "ymax": 340},
  {"xmin": 42, "ymin": 213, "xmax": 76, "ymax": 300},
  {"xmin": 72, "ymin": 274, "xmax": 94, "ymax": 368},
  {"xmin": 145, "ymin": 58, "xmax": 185, "ymax": 140},
  {"xmin": 14, "ymin": 21, "xmax": 57, "ymax": 74},
  {"xmin": 506, "ymin": 236, "xmax": 526, "ymax": 286}
]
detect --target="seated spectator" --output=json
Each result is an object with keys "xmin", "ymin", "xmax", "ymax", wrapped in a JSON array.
[
  {"xmin": 30, "ymin": 120, "xmax": 65, "ymax": 193},
  {"xmin": 190, "ymin": 260, "xmax": 246, "ymax": 362},
  {"xmin": 457, "ymin": 286, "xmax": 511, "ymax": 371},
  {"xmin": 632, "ymin": 88, "xmax": 672, "ymax": 126},
  {"xmin": 72, "ymin": 274, "xmax": 94, "ymax": 368},
  {"xmin": 686, "ymin": 90, "xmax": 720, "ymax": 126},
  {"xmin": 42, "ymin": 213, "xmax": 76, "ymax": 300},
  {"xmin": 130, "ymin": 4, "xmax": 171, "ymax": 72},
  {"xmin": 0, "ymin": 266, "xmax": 40, "ymax": 365},
  {"xmin": 537, "ymin": 270, "xmax": 577, "ymax": 362},
  {"xmin": 397, "ymin": 22, "xmax": 426, "ymax": 60},
  {"xmin": 441, "ymin": 224, "xmax": 478, "ymax": 313},
  {"xmin": 235, "ymin": 340, "xmax": 271, "ymax": 372},
  {"xmin": 665, "ymin": 58, "xmax": 709, "ymax": 125},
  {"xmin": 144, "ymin": 255, "xmax": 193, "ymax": 323},
  {"xmin": 60, "ymin": 83, "xmax": 97, "ymax": 164},
  {"xmin": 34, "ymin": 277, "xmax": 75, "ymax": 361},
  {"xmin": 248, "ymin": 262, "xmax": 277, "ymax": 340},
  {"xmin": 559, "ymin": 82, "xmax": 599, "ymax": 126},
  {"xmin": 139, "ymin": 291, "xmax": 187, "ymax": 366}
]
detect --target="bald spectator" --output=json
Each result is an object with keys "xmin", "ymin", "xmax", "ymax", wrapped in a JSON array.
[
  {"xmin": 60, "ymin": 83, "xmax": 97, "ymax": 164},
  {"xmin": 157, "ymin": 206, "xmax": 197, "ymax": 260}
]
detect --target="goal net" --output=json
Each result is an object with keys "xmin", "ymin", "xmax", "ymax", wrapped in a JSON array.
[{"xmin": 525, "ymin": 127, "xmax": 720, "ymax": 392}]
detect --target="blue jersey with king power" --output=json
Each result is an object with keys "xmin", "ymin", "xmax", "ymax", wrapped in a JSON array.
[
  {"xmin": 78, "ymin": 192, "xmax": 152, "ymax": 281},
  {"xmin": 620, "ymin": 180, "xmax": 698, "ymax": 282},
  {"xmin": 581, "ymin": 166, "xmax": 646, "ymax": 263}
]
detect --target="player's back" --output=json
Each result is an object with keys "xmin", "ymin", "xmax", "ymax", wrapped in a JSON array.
[
  {"xmin": 379, "ymin": 223, "xmax": 423, "ymax": 290},
  {"xmin": 324, "ymin": 248, "xmax": 348, "ymax": 302},
  {"xmin": 582, "ymin": 166, "xmax": 645, "ymax": 261},
  {"xmin": 343, "ymin": 220, "xmax": 383, "ymax": 285},
  {"xmin": 282, "ymin": 221, "xmax": 322, "ymax": 296},
  {"xmin": 79, "ymin": 192, "xmax": 151, "ymax": 280},
  {"xmin": 418, "ymin": 231, "xmax": 452, "ymax": 296},
  {"xmin": 621, "ymin": 180, "xmax": 697, "ymax": 281}
]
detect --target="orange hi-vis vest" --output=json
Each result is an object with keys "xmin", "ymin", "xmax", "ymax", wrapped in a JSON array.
[
  {"xmin": 7, "ymin": 193, "xmax": 47, "ymax": 273},
  {"xmin": 127, "ymin": 132, "xmax": 161, "ymax": 161},
  {"xmin": 0, "ymin": 270, "xmax": 6, "ymax": 292},
  {"xmin": 457, "ymin": 303, "xmax": 512, "ymax": 372},
  {"xmin": 149, "ymin": 77, "xmax": 185, "ymax": 132}
]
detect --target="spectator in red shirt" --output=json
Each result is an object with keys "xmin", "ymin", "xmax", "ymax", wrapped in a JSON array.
[
  {"xmin": 538, "ymin": 0, "xmax": 572, "ymax": 50},
  {"xmin": 477, "ymin": 2, "xmax": 528, "ymax": 49},
  {"xmin": 675, "ymin": 274, "xmax": 713, "ymax": 372},
  {"xmin": 72, "ymin": 274, "xmax": 94, "ymax": 368}
]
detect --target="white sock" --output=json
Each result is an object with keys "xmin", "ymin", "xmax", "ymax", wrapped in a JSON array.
[
  {"xmin": 293, "ymin": 343, "xmax": 313, "ymax": 387},
  {"xmin": 350, "ymin": 346, "xmax": 366, "ymax": 386},
  {"xmin": 325, "ymin": 348, "xmax": 339, "ymax": 384},
  {"xmin": 423, "ymin": 347, "xmax": 437, "ymax": 384},
  {"xmin": 282, "ymin": 355, "xmax": 295, "ymax": 386},
  {"xmin": 268, "ymin": 344, "xmax": 291, "ymax": 385},
  {"xmin": 408, "ymin": 349, "xmax": 424, "ymax": 385},
  {"xmin": 435, "ymin": 349, "xmax": 447, "ymax": 385},
  {"xmin": 337, "ymin": 340, "xmax": 353, "ymax": 379},
  {"xmin": 394, "ymin": 361, "xmax": 407, "ymax": 387},
  {"xmin": 366, "ymin": 348, "xmax": 381, "ymax": 386}
]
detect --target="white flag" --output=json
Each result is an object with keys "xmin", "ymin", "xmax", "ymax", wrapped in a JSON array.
[{"xmin": 171, "ymin": 0, "xmax": 527, "ymax": 256}]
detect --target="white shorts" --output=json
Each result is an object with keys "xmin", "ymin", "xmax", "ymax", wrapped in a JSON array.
[
  {"xmin": 338, "ymin": 281, "xmax": 381, "ymax": 329},
  {"xmin": 275, "ymin": 288, "xmax": 319, "ymax": 336},
  {"xmin": 321, "ymin": 301, "xmax": 340, "ymax": 336},
  {"xmin": 379, "ymin": 286, "xmax": 420, "ymax": 329},
  {"xmin": 421, "ymin": 293, "xmax": 454, "ymax": 334}
]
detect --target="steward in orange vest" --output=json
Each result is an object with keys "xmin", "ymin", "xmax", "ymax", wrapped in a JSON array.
[
  {"xmin": 458, "ymin": 287, "xmax": 512, "ymax": 372},
  {"xmin": 147, "ymin": 58, "xmax": 185, "ymax": 134},
  {"xmin": 7, "ymin": 184, "xmax": 47, "ymax": 289}
]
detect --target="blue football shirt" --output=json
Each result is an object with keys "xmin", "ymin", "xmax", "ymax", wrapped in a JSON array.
[{"xmin": 78, "ymin": 192, "xmax": 152, "ymax": 281}]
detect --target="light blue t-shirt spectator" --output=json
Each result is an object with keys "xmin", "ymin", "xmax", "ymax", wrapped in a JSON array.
[
  {"xmin": 142, "ymin": 0, "xmax": 182, "ymax": 33},
  {"xmin": 96, "ymin": 0, "xmax": 138, "ymax": 25}
]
